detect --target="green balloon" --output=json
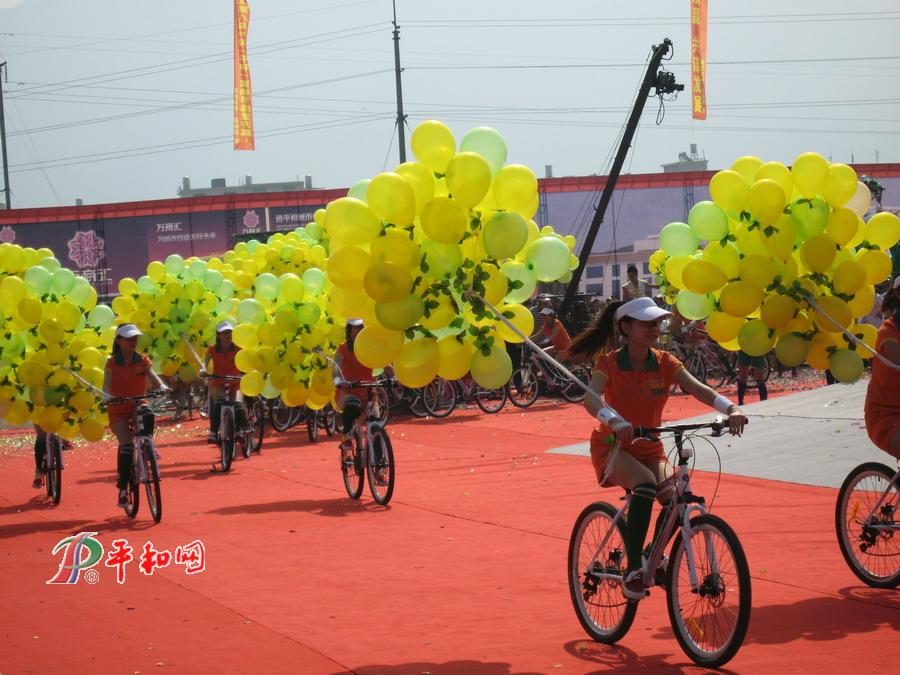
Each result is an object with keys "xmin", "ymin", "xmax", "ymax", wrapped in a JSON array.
[
  {"xmin": 261, "ymin": 375, "xmax": 280, "ymax": 399},
  {"xmin": 297, "ymin": 302, "xmax": 321, "ymax": 326},
  {"xmin": 459, "ymin": 126, "xmax": 508, "ymax": 176},
  {"xmin": 302, "ymin": 268, "xmax": 326, "ymax": 297},
  {"xmin": 164, "ymin": 254, "xmax": 184, "ymax": 276},
  {"xmin": 203, "ymin": 269, "xmax": 223, "ymax": 291},
  {"xmin": 500, "ymin": 260, "xmax": 536, "ymax": 304},
  {"xmin": 50, "ymin": 268, "xmax": 76, "ymax": 295},
  {"xmin": 420, "ymin": 240, "xmax": 462, "ymax": 279},
  {"xmin": 66, "ymin": 277, "xmax": 92, "ymax": 304},
  {"xmin": 675, "ymin": 289, "xmax": 715, "ymax": 321},
  {"xmin": 660, "ymin": 222, "xmax": 700, "ymax": 257},
  {"xmin": 188, "ymin": 259, "xmax": 207, "ymax": 280},
  {"xmin": 216, "ymin": 279, "xmax": 235, "ymax": 300},
  {"xmin": 237, "ymin": 298, "xmax": 265, "ymax": 324},
  {"xmin": 483, "ymin": 211, "xmax": 528, "ymax": 260},
  {"xmin": 137, "ymin": 275, "xmax": 157, "ymax": 295},
  {"xmin": 37, "ymin": 256, "xmax": 61, "ymax": 273},
  {"xmin": 790, "ymin": 196, "xmax": 829, "ymax": 239},
  {"xmin": 524, "ymin": 236, "xmax": 570, "ymax": 282},
  {"xmin": 87, "ymin": 304, "xmax": 115, "ymax": 330},
  {"xmin": 347, "ymin": 179, "xmax": 371, "ymax": 202},
  {"xmin": 255, "ymin": 273, "xmax": 279, "ymax": 301},
  {"xmin": 688, "ymin": 201, "xmax": 729, "ymax": 241},
  {"xmin": 24, "ymin": 265, "xmax": 52, "ymax": 296}
]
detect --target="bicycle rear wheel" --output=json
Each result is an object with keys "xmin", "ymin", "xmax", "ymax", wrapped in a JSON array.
[
  {"xmin": 247, "ymin": 397, "xmax": 265, "ymax": 455},
  {"xmin": 270, "ymin": 398, "xmax": 294, "ymax": 432},
  {"xmin": 366, "ymin": 424, "xmax": 395, "ymax": 505},
  {"xmin": 835, "ymin": 462, "xmax": 900, "ymax": 588},
  {"xmin": 475, "ymin": 386, "xmax": 506, "ymax": 414},
  {"xmin": 342, "ymin": 428, "xmax": 364, "ymax": 499},
  {"xmin": 567, "ymin": 502, "xmax": 637, "ymax": 643},
  {"xmin": 507, "ymin": 367, "xmax": 539, "ymax": 408},
  {"xmin": 680, "ymin": 352, "xmax": 707, "ymax": 392},
  {"xmin": 220, "ymin": 407, "xmax": 235, "ymax": 472},
  {"xmin": 407, "ymin": 388, "xmax": 429, "ymax": 418},
  {"xmin": 307, "ymin": 409, "xmax": 319, "ymax": 443},
  {"xmin": 666, "ymin": 514, "xmax": 751, "ymax": 668},
  {"xmin": 142, "ymin": 439, "xmax": 162, "ymax": 523},
  {"xmin": 46, "ymin": 434, "xmax": 62, "ymax": 505},
  {"xmin": 373, "ymin": 386, "xmax": 390, "ymax": 425},
  {"xmin": 423, "ymin": 377, "xmax": 457, "ymax": 418},
  {"xmin": 324, "ymin": 406, "xmax": 338, "ymax": 437},
  {"xmin": 562, "ymin": 365, "xmax": 591, "ymax": 403}
]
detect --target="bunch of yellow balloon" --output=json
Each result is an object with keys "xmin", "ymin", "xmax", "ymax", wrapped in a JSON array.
[
  {"xmin": 0, "ymin": 243, "xmax": 109, "ymax": 441},
  {"xmin": 326, "ymin": 120, "xmax": 577, "ymax": 389},
  {"xmin": 649, "ymin": 152, "xmax": 899, "ymax": 383}
]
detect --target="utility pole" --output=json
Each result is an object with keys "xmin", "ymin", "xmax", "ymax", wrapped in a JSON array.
[
  {"xmin": 0, "ymin": 62, "xmax": 10, "ymax": 210},
  {"xmin": 391, "ymin": 0, "xmax": 407, "ymax": 163},
  {"xmin": 561, "ymin": 39, "xmax": 684, "ymax": 315}
]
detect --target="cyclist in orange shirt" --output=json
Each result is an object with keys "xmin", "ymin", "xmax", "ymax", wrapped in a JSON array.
[
  {"xmin": 332, "ymin": 319, "xmax": 373, "ymax": 460},
  {"xmin": 566, "ymin": 297, "xmax": 747, "ymax": 600},
  {"xmin": 102, "ymin": 324, "xmax": 168, "ymax": 507},
  {"xmin": 865, "ymin": 277, "xmax": 900, "ymax": 458},
  {"xmin": 536, "ymin": 307, "xmax": 571, "ymax": 354},
  {"xmin": 199, "ymin": 321, "xmax": 242, "ymax": 444}
]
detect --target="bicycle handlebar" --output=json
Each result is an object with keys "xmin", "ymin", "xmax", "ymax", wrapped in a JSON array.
[
  {"xmin": 633, "ymin": 417, "xmax": 746, "ymax": 440},
  {"xmin": 106, "ymin": 390, "xmax": 169, "ymax": 405},
  {"xmin": 205, "ymin": 374, "xmax": 242, "ymax": 382},
  {"xmin": 342, "ymin": 381, "xmax": 386, "ymax": 389}
]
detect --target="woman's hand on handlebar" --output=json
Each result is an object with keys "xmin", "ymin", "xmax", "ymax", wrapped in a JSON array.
[
  {"xmin": 727, "ymin": 409, "xmax": 748, "ymax": 436},
  {"xmin": 198, "ymin": 369, "xmax": 208, "ymax": 379},
  {"xmin": 610, "ymin": 418, "xmax": 634, "ymax": 447}
]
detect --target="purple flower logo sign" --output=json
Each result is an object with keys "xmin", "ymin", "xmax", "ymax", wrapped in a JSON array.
[
  {"xmin": 68, "ymin": 230, "xmax": 105, "ymax": 269},
  {"xmin": 242, "ymin": 210, "xmax": 261, "ymax": 230},
  {"xmin": 0, "ymin": 226, "xmax": 15, "ymax": 244}
]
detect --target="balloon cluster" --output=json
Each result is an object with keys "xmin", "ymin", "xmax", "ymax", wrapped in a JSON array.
[
  {"xmin": 323, "ymin": 120, "xmax": 578, "ymax": 390},
  {"xmin": 0, "ymin": 243, "xmax": 109, "ymax": 440},
  {"xmin": 650, "ymin": 152, "xmax": 900, "ymax": 383}
]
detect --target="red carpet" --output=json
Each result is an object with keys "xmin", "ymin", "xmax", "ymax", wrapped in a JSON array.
[{"xmin": 0, "ymin": 390, "xmax": 896, "ymax": 674}]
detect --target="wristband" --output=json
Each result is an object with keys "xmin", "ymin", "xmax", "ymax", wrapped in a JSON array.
[
  {"xmin": 713, "ymin": 395, "xmax": 736, "ymax": 414},
  {"xmin": 596, "ymin": 407, "xmax": 624, "ymax": 426},
  {"xmin": 333, "ymin": 377, "xmax": 343, "ymax": 387}
]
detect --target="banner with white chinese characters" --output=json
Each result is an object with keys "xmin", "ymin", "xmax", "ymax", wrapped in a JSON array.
[
  {"xmin": 690, "ymin": 0, "xmax": 708, "ymax": 120},
  {"xmin": 233, "ymin": 0, "xmax": 255, "ymax": 150}
]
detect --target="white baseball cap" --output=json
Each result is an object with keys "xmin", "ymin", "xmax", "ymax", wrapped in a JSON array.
[
  {"xmin": 614, "ymin": 297, "xmax": 672, "ymax": 323},
  {"xmin": 115, "ymin": 323, "xmax": 142, "ymax": 338},
  {"xmin": 216, "ymin": 320, "xmax": 235, "ymax": 333},
  {"xmin": 346, "ymin": 318, "xmax": 364, "ymax": 327},
  {"xmin": 540, "ymin": 307, "xmax": 555, "ymax": 316}
]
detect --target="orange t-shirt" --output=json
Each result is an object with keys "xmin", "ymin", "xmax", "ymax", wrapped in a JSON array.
[
  {"xmin": 592, "ymin": 347, "xmax": 684, "ymax": 459},
  {"xmin": 105, "ymin": 352, "xmax": 153, "ymax": 420},
  {"xmin": 538, "ymin": 319, "xmax": 572, "ymax": 352},
  {"xmin": 206, "ymin": 344, "xmax": 241, "ymax": 377},
  {"xmin": 865, "ymin": 318, "xmax": 899, "ymax": 449},
  {"xmin": 336, "ymin": 342, "xmax": 373, "ymax": 405}
]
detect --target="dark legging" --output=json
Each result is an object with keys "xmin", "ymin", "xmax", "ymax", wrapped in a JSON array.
[
  {"xmin": 34, "ymin": 436, "xmax": 46, "ymax": 473},
  {"xmin": 342, "ymin": 395, "xmax": 363, "ymax": 434}
]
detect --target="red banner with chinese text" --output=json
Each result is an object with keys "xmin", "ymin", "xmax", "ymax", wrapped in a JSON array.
[
  {"xmin": 690, "ymin": 0, "xmax": 708, "ymax": 120},
  {"xmin": 234, "ymin": 0, "xmax": 255, "ymax": 150}
]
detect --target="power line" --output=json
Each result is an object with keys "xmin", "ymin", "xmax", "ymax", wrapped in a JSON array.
[{"xmin": 406, "ymin": 55, "xmax": 900, "ymax": 70}]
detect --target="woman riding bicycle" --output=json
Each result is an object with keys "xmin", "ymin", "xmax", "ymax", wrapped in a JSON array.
[
  {"xmin": 332, "ymin": 319, "xmax": 372, "ymax": 458},
  {"xmin": 566, "ymin": 297, "xmax": 747, "ymax": 600},
  {"xmin": 199, "ymin": 321, "xmax": 242, "ymax": 444},
  {"xmin": 102, "ymin": 323, "xmax": 168, "ymax": 507},
  {"xmin": 865, "ymin": 276, "xmax": 900, "ymax": 459},
  {"xmin": 535, "ymin": 307, "xmax": 571, "ymax": 356}
]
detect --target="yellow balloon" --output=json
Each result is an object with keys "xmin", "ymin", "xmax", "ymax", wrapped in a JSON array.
[
  {"xmin": 16, "ymin": 296, "xmax": 43, "ymax": 326},
  {"xmin": 371, "ymin": 229, "xmax": 420, "ymax": 270},
  {"xmin": 240, "ymin": 371, "xmax": 265, "ymax": 397},
  {"xmin": 394, "ymin": 338, "xmax": 440, "ymax": 388},
  {"xmin": 324, "ymin": 198, "xmax": 381, "ymax": 246},
  {"xmin": 800, "ymin": 234, "xmax": 837, "ymax": 274},
  {"xmin": 664, "ymin": 255, "xmax": 692, "ymax": 290},
  {"xmin": 282, "ymin": 381, "xmax": 310, "ymax": 407},
  {"xmin": 855, "ymin": 248, "xmax": 891, "ymax": 285},
  {"xmin": 354, "ymin": 324, "xmax": 405, "ymax": 369},
  {"xmin": 812, "ymin": 295, "xmax": 852, "ymax": 333},
  {"xmin": 738, "ymin": 319, "xmax": 775, "ymax": 357},
  {"xmin": 420, "ymin": 294, "xmax": 457, "ymax": 331},
  {"xmin": 709, "ymin": 170, "xmax": 749, "ymax": 213},
  {"xmin": 754, "ymin": 161, "xmax": 793, "ymax": 198},
  {"xmin": 702, "ymin": 242, "xmax": 741, "ymax": 279},
  {"xmin": 310, "ymin": 367, "xmax": 334, "ymax": 397},
  {"xmin": 437, "ymin": 335, "xmax": 473, "ymax": 380},
  {"xmin": 494, "ymin": 304, "xmax": 535, "ymax": 343},
  {"xmin": 395, "ymin": 162, "xmax": 436, "ymax": 216},
  {"xmin": 791, "ymin": 152, "xmax": 829, "ymax": 197},
  {"xmin": 682, "ymin": 259, "xmax": 727, "ymax": 294},
  {"xmin": 421, "ymin": 197, "xmax": 467, "ymax": 245},
  {"xmin": 849, "ymin": 323, "xmax": 878, "ymax": 358},
  {"xmin": 825, "ymin": 207, "xmax": 859, "ymax": 246},
  {"xmin": 760, "ymin": 294, "xmax": 796, "ymax": 329},
  {"xmin": 775, "ymin": 333, "xmax": 810, "ymax": 367},
  {"xmin": 733, "ymin": 221, "xmax": 769, "ymax": 257},
  {"xmin": 865, "ymin": 212, "xmax": 900, "ymax": 250},
  {"xmin": 719, "ymin": 281, "xmax": 764, "ymax": 317},
  {"xmin": 747, "ymin": 179, "xmax": 786, "ymax": 227},
  {"xmin": 833, "ymin": 260, "xmax": 866, "ymax": 295},
  {"xmin": 411, "ymin": 120, "xmax": 456, "ymax": 173},
  {"xmin": 847, "ymin": 284, "xmax": 875, "ymax": 318},
  {"xmin": 706, "ymin": 311, "xmax": 745, "ymax": 343},
  {"xmin": 730, "ymin": 155, "xmax": 764, "ymax": 184},
  {"xmin": 363, "ymin": 262, "xmax": 413, "ymax": 303},
  {"xmin": 824, "ymin": 163, "xmax": 858, "ymax": 207},
  {"xmin": 374, "ymin": 294, "xmax": 425, "ymax": 331},
  {"xmin": 739, "ymin": 254, "xmax": 776, "ymax": 290},
  {"xmin": 445, "ymin": 152, "xmax": 492, "ymax": 209},
  {"xmin": 326, "ymin": 246, "xmax": 371, "ymax": 291},
  {"xmin": 492, "ymin": 164, "xmax": 538, "ymax": 216},
  {"xmin": 807, "ymin": 331, "xmax": 837, "ymax": 370},
  {"xmin": 79, "ymin": 416, "xmax": 106, "ymax": 442},
  {"xmin": 367, "ymin": 172, "xmax": 416, "ymax": 227},
  {"xmin": 829, "ymin": 348, "xmax": 863, "ymax": 383},
  {"xmin": 232, "ymin": 324, "xmax": 258, "ymax": 349}
]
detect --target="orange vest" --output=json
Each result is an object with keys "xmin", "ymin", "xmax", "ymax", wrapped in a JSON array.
[
  {"xmin": 105, "ymin": 352, "xmax": 153, "ymax": 419},
  {"xmin": 865, "ymin": 318, "xmax": 900, "ymax": 417}
]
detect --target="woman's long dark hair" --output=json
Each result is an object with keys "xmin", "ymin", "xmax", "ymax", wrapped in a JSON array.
[
  {"xmin": 565, "ymin": 300, "xmax": 626, "ymax": 362},
  {"xmin": 883, "ymin": 282, "xmax": 899, "ymax": 320}
]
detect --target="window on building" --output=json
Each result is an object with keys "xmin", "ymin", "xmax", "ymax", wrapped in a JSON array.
[
  {"xmin": 612, "ymin": 280, "xmax": 621, "ymax": 299},
  {"xmin": 643, "ymin": 262, "xmax": 650, "ymax": 274},
  {"xmin": 612, "ymin": 264, "xmax": 620, "ymax": 277},
  {"xmin": 586, "ymin": 282, "xmax": 604, "ymax": 294},
  {"xmin": 586, "ymin": 264, "xmax": 604, "ymax": 278}
]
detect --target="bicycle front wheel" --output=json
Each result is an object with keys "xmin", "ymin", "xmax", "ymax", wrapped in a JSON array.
[
  {"xmin": 46, "ymin": 435, "xmax": 62, "ymax": 505},
  {"xmin": 248, "ymin": 397, "xmax": 265, "ymax": 454},
  {"xmin": 124, "ymin": 462, "xmax": 140, "ymax": 518},
  {"xmin": 562, "ymin": 365, "xmax": 591, "ymax": 403},
  {"xmin": 220, "ymin": 407, "xmax": 235, "ymax": 472},
  {"xmin": 423, "ymin": 377, "xmax": 457, "ymax": 418},
  {"xmin": 835, "ymin": 462, "xmax": 900, "ymax": 588},
  {"xmin": 475, "ymin": 386, "xmax": 506, "ymax": 414},
  {"xmin": 366, "ymin": 424, "xmax": 395, "ymax": 505},
  {"xmin": 342, "ymin": 428, "xmax": 364, "ymax": 499},
  {"xmin": 568, "ymin": 502, "xmax": 636, "ymax": 643},
  {"xmin": 307, "ymin": 409, "xmax": 319, "ymax": 443},
  {"xmin": 270, "ymin": 398, "xmax": 294, "ymax": 432},
  {"xmin": 142, "ymin": 439, "xmax": 162, "ymax": 523},
  {"xmin": 507, "ymin": 367, "xmax": 539, "ymax": 408},
  {"xmin": 666, "ymin": 514, "xmax": 751, "ymax": 668}
]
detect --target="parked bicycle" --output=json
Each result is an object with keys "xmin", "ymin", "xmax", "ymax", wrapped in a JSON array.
[
  {"xmin": 568, "ymin": 419, "xmax": 751, "ymax": 668},
  {"xmin": 307, "ymin": 404, "xmax": 339, "ymax": 443},
  {"xmin": 835, "ymin": 460, "xmax": 900, "ymax": 588},
  {"xmin": 340, "ymin": 381, "xmax": 395, "ymax": 505},
  {"xmin": 507, "ymin": 346, "xmax": 591, "ymax": 408},
  {"xmin": 108, "ymin": 391, "xmax": 167, "ymax": 523},
  {"xmin": 269, "ymin": 398, "xmax": 304, "ymax": 433},
  {"xmin": 37, "ymin": 432, "xmax": 64, "ymax": 505},
  {"xmin": 419, "ymin": 375, "xmax": 507, "ymax": 417},
  {"xmin": 206, "ymin": 374, "xmax": 264, "ymax": 472}
]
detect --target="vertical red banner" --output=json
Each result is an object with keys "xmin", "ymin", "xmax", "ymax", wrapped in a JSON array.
[
  {"xmin": 234, "ymin": 0, "xmax": 255, "ymax": 150},
  {"xmin": 690, "ymin": 0, "xmax": 708, "ymax": 120}
]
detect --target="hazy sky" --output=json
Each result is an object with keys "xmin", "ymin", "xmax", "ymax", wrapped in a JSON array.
[{"xmin": 1, "ymin": 0, "xmax": 898, "ymax": 209}]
